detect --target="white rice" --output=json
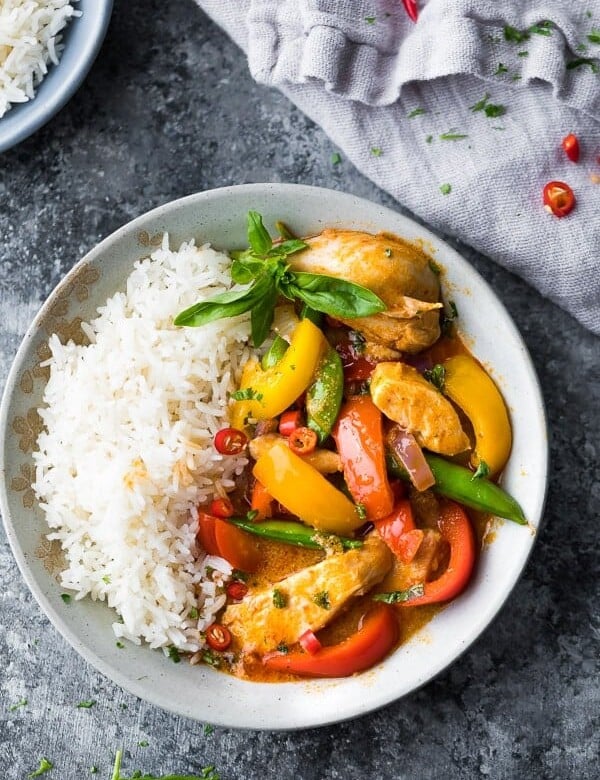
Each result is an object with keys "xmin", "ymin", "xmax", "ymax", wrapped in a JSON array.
[
  {"xmin": 0, "ymin": 0, "xmax": 80, "ymax": 118},
  {"xmin": 33, "ymin": 238, "xmax": 252, "ymax": 652}
]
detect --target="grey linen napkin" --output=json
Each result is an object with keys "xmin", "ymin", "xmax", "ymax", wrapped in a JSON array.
[{"xmin": 195, "ymin": 0, "xmax": 600, "ymax": 335}]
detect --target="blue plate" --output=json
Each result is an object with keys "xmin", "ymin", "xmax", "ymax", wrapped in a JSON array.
[{"xmin": 0, "ymin": 0, "xmax": 113, "ymax": 154}]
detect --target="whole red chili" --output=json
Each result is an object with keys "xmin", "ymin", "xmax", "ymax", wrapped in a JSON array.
[
  {"xmin": 209, "ymin": 497, "xmax": 234, "ymax": 518},
  {"xmin": 288, "ymin": 426, "xmax": 318, "ymax": 455},
  {"xmin": 226, "ymin": 580, "xmax": 249, "ymax": 601},
  {"xmin": 214, "ymin": 427, "xmax": 247, "ymax": 455},
  {"xmin": 401, "ymin": 0, "xmax": 419, "ymax": 23},
  {"xmin": 561, "ymin": 133, "xmax": 580, "ymax": 163},
  {"xmin": 543, "ymin": 181, "xmax": 576, "ymax": 218},
  {"xmin": 206, "ymin": 623, "xmax": 232, "ymax": 651}
]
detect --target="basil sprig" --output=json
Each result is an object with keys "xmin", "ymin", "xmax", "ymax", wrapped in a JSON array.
[{"xmin": 174, "ymin": 211, "xmax": 386, "ymax": 346}]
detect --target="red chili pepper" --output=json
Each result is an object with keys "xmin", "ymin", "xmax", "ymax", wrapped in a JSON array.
[
  {"xmin": 206, "ymin": 623, "xmax": 232, "ymax": 651},
  {"xmin": 288, "ymin": 426, "xmax": 318, "ymax": 456},
  {"xmin": 400, "ymin": 500, "xmax": 475, "ymax": 607},
  {"xmin": 279, "ymin": 409, "xmax": 303, "ymax": 436},
  {"xmin": 214, "ymin": 427, "xmax": 247, "ymax": 455},
  {"xmin": 561, "ymin": 133, "xmax": 580, "ymax": 163},
  {"xmin": 263, "ymin": 604, "xmax": 399, "ymax": 677},
  {"xmin": 299, "ymin": 629, "xmax": 323, "ymax": 656},
  {"xmin": 332, "ymin": 396, "xmax": 394, "ymax": 521},
  {"xmin": 226, "ymin": 580, "xmax": 249, "ymax": 601},
  {"xmin": 401, "ymin": 0, "xmax": 419, "ymax": 23},
  {"xmin": 543, "ymin": 181, "xmax": 575, "ymax": 218},
  {"xmin": 209, "ymin": 497, "xmax": 234, "ymax": 518}
]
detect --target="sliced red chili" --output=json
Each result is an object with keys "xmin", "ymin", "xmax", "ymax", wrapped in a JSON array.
[
  {"xmin": 209, "ymin": 497, "xmax": 234, "ymax": 518},
  {"xmin": 401, "ymin": 0, "xmax": 419, "ymax": 23},
  {"xmin": 543, "ymin": 181, "xmax": 575, "ymax": 218},
  {"xmin": 214, "ymin": 427, "xmax": 247, "ymax": 455},
  {"xmin": 299, "ymin": 629, "xmax": 323, "ymax": 656},
  {"xmin": 561, "ymin": 133, "xmax": 579, "ymax": 163},
  {"xmin": 288, "ymin": 426, "xmax": 318, "ymax": 455},
  {"xmin": 226, "ymin": 580, "xmax": 249, "ymax": 601},
  {"xmin": 206, "ymin": 623, "xmax": 232, "ymax": 651},
  {"xmin": 279, "ymin": 410, "xmax": 303, "ymax": 436}
]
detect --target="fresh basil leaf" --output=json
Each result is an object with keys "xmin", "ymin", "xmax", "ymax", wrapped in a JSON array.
[
  {"xmin": 290, "ymin": 272, "xmax": 386, "ymax": 318},
  {"xmin": 250, "ymin": 278, "xmax": 278, "ymax": 347},
  {"xmin": 231, "ymin": 253, "xmax": 265, "ymax": 284},
  {"xmin": 174, "ymin": 275, "xmax": 271, "ymax": 327},
  {"xmin": 269, "ymin": 238, "xmax": 308, "ymax": 257},
  {"xmin": 247, "ymin": 210, "xmax": 272, "ymax": 256}
]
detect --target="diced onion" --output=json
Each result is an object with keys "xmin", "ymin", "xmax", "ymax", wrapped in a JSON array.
[{"xmin": 388, "ymin": 425, "xmax": 435, "ymax": 492}]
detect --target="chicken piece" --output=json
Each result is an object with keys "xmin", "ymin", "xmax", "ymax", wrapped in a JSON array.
[
  {"xmin": 222, "ymin": 535, "xmax": 393, "ymax": 654},
  {"xmin": 290, "ymin": 229, "xmax": 442, "ymax": 353},
  {"xmin": 379, "ymin": 529, "xmax": 447, "ymax": 592},
  {"xmin": 370, "ymin": 362, "xmax": 470, "ymax": 456},
  {"xmin": 249, "ymin": 433, "xmax": 342, "ymax": 474}
]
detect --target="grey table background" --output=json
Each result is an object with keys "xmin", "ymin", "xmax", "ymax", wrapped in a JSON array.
[{"xmin": 1, "ymin": 1, "xmax": 598, "ymax": 778}]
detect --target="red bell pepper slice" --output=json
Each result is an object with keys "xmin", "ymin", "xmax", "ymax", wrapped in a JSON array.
[
  {"xmin": 332, "ymin": 396, "xmax": 394, "ymax": 521},
  {"xmin": 263, "ymin": 604, "xmax": 399, "ymax": 677},
  {"xmin": 197, "ymin": 512, "xmax": 260, "ymax": 572},
  {"xmin": 400, "ymin": 500, "xmax": 475, "ymax": 606},
  {"xmin": 375, "ymin": 499, "xmax": 424, "ymax": 564}
]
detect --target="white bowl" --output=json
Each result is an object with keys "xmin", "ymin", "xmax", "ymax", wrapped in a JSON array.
[
  {"xmin": 0, "ymin": 184, "xmax": 548, "ymax": 729},
  {"xmin": 0, "ymin": 0, "xmax": 113, "ymax": 153}
]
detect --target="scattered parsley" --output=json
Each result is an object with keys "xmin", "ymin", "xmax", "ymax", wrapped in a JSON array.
[
  {"xmin": 77, "ymin": 700, "xmax": 96, "ymax": 709},
  {"xmin": 439, "ymin": 183, "xmax": 452, "ymax": 196},
  {"xmin": 470, "ymin": 93, "xmax": 506, "ymax": 118},
  {"xmin": 202, "ymin": 649, "xmax": 221, "ymax": 668},
  {"xmin": 576, "ymin": 42, "xmax": 589, "ymax": 53},
  {"xmin": 384, "ymin": 247, "xmax": 392, "ymax": 258},
  {"xmin": 188, "ymin": 606, "xmax": 199, "ymax": 620},
  {"xmin": 168, "ymin": 646, "xmax": 181, "ymax": 663},
  {"xmin": 471, "ymin": 460, "xmax": 491, "ymax": 480},
  {"xmin": 313, "ymin": 591, "xmax": 331, "ymax": 610},
  {"xmin": 439, "ymin": 131, "xmax": 468, "ymax": 140},
  {"xmin": 231, "ymin": 568, "xmax": 249, "ymax": 582},
  {"xmin": 138, "ymin": 740, "xmax": 149, "ymax": 747},
  {"xmin": 517, "ymin": 50, "xmax": 529, "ymax": 57},
  {"xmin": 566, "ymin": 57, "xmax": 599, "ymax": 72},
  {"xmin": 245, "ymin": 510, "xmax": 259, "ymax": 523},
  {"xmin": 272, "ymin": 589, "xmax": 287, "ymax": 609},
  {"xmin": 90, "ymin": 768, "xmax": 98, "ymax": 775},
  {"xmin": 428, "ymin": 260, "xmax": 441, "ymax": 276},
  {"xmin": 109, "ymin": 749, "xmax": 221, "ymax": 780},
  {"xmin": 9, "ymin": 697, "xmax": 27, "ymax": 711},
  {"xmin": 355, "ymin": 503, "xmax": 367, "ymax": 521},
  {"xmin": 370, "ymin": 147, "xmax": 383, "ymax": 156},
  {"xmin": 442, "ymin": 300, "xmax": 459, "ymax": 335},
  {"xmin": 203, "ymin": 723, "xmax": 215, "ymax": 736},
  {"xmin": 408, "ymin": 107, "xmax": 426, "ymax": 118},
  {"xmin": 28, "ymin": 758, "xmax": 53, "ymax": 778},
  {"xmin": 424, "ymin": 364, "xmax": 446, "ymax": 392},
  {"xmin": 530, "ymin": 20, "xmax": 553, "ymax": 36},
  {"xmin": 373, "ymin": 584, "xmax": 424, "ymax": 604},
  {"xmin": 116, "ymin": 641, "xmax": 125, "ymax": 649},
  {"xmin": 503, "ymin": 25, "xmax": 529, "ymax": 44},
  {"xmin": 120, "ymin": 703, "xmax": 128, "ymax": 709},
  {"xmin": 365, "ymin": 16, "xmax": 376, "ymax": 24},
  {"xmin": 511, "ymin": 73, "xmax": 522, "ymax": 81},
  {"xmin": 276, "ymin": 641, "xmax": 289, "ymax": 654},
  {"xmin": 60, "ymin": 593, "xmax": 72, "ymax": 604},
  {"xmin": 231, "ymin": 387, "xmax": 263, "ymax": 402},
  {"xmin": 494, "ymin": 62, "xmax": 508, "ymax": 75},
  {"xmin": 425, "ymin": 134, "xmax": 433, "ymax": 143},
  {"xmin": 587, "ymin": 10, "xmax": 593, "ymax": 19},
  {"xmin": 470, "ymin": 93, "xmax": 490, "ymax": 112},
  {"xmin": 102, "ymin": 575, "xmax": 111, "ymax": 584},
  {"xmin": 331, "ymin": 152, "xmax": 342, "ymax": 165}
]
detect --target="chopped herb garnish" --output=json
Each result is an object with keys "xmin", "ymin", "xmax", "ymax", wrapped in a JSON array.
[
  {"xmin": 442, "ymin": 301, "xmax": 459, "ymax": 335},
  {"xmin": 168, "ymin": 646, "xmax": 181, "ymax": 663},
  {"xmin": 355, "ymin": 503, "xmax": 367, "ymax": 521},
  {"xmin": 373, "ymin": 584, "xmax": 424, "ymax": 604},
  {"xmin": 77, "ymin": 700, "xmax": 96, "ymax": 709},
  {"xmin": 365, "ymin": 16, "xmax": 376, "ymax": 24},
  {"xmin": 109, "ymin": 749, "xmax": 221, "ymax": 780},
  {"xmin": 116, "ymin": 641, "xmax": 125, "ymax": 649},
  {"xmin": 424, "ymin": 363, "xmax": 446, "ymax": 392},
  {"xmin": 202, "ymin": 649, "xmax": 222, "ymax": 668},
  {"xmin": 28, "ymin": 758, "xmax": 53, "ymax": 778},
  {"xmin": 428, "ymin": 260, "xmax": 441, "ymax": 276},
  {"xmin": 470, "ymin": 93, "xmax": 490, "ymax": 112},
  {"xmin": 276, "ymin": 641, "xmax": 289, "ymax": 654},
  {"xmin": 439, "ymin": 183, "xmax": 452, "ymax": 196},
  {"xmin": 408, "ymin": 107, "xmax": 426, "ymax": 118},
  {"xmin": 384, "ymin": 248, "xmax": 392, "ymax": 257},
  {"xmin": 203, "ymin": 723, "xmax": 215, "ymax": 736},
  {"xmin": 331, "ymin": 152, "xmax": 342, "ymax": 165},
  {"xmin": 576, "ymin": 42, "xmax": 589, "ymax": 53},
  {"xmin": 567, "ymin": 57, "xmax": 599, "ymax": 72},
  {"xmin": 511, "ymin": 73, "xmax": 522, "ymax": 81},
  {"xmin": 138, "ymin": 740, "xmax": 149, "ymax": 747},
  {"xmin": 471, "ymin": 461, "xmax": 491, "ymax": 480},
  {"xmin": 245, "ymin": 510, "xmax": 259, "ymax": 523},
  {"xmin": 90, "ymin": 768, "xmax": 98, "ymax": 775},
  {"xmin": 231, "ymin": 387, "xmax": 263, "ymax": 402},
  {"xmin": 9, "ymin": 697, "xmax": 27, "ymax": 711},
  {"xmin": 530, "ymin": 20, "xmax": 553, "ymax": 36},
  {"xmin": 188, "ymin": 606, "xmax": 199, "ymax": 620},
  {"xmin": 494, "ymin": 62, "xmax": 508, "ymax": 75},
  {"xmin": 102, "ymin": 575, "xmax": 111, "ymax": 584},
  {"xmin": 60, "ymin": 593, "xmax": 72, "ymax": 604},
  {"xmin": 503, "ymin": 25, "xmax": 529, "ymax": 44},
  {"xmin": 471, "ymin": 93, "xmax": 506, "ymax": 118},
  {"xmin": 313, "ymin": 591, "xmax": 331, "ymax": 610},
  {"xmin": 517, "ymin": 50, "xmax": 529, "ymax": 57},
  {"xmin": 272, "ymin": 588, "xmax": 287, "ymax": 609},
  {"xmin": 231, "ymin": 568, "xmax": 249, "ymax": 582},
  {"xmin": 370, "ymin": 147, "xmax": 383, "ymax": 156},
  {"xmin": 439, "ymin": 131, "xmax": 468, "ymax": 140},
  {"xmin": 425, "ymin": 134, "xmax": 433, "ymax": 143}
]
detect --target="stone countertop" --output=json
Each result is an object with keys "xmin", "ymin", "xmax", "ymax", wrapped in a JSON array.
[{"xmin": 0, "ymin": 1, "xmax": 598, "ymax": 778}]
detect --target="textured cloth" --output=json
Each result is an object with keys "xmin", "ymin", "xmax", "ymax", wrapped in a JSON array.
[{"xmin": 195, "ymin": 0, "xmax": 600, "ymax": 335}]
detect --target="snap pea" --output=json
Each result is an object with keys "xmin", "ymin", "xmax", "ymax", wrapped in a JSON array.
[
  {"xmin": 226, "ymin": 517, "xmax": 363, "ymax": 550},
  {"xmin": 386, "ymin": 452, "xmax": 526, "ymax": 525},
  {"xmin": 261, "ymin": 334, "xmax": 289, "ymax": 370},
  {"xmin": 306, "ymin": 345, "xmax": 344, "ymax": 443}
]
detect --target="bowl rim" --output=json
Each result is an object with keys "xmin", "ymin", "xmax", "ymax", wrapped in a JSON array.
[
  {"xmin": 0, "ymin": 0, "xmax": 114, "ymax": 154},
  {"xmin": 0, "ymin": 183, "xmax": 549, "ymax": 729}
]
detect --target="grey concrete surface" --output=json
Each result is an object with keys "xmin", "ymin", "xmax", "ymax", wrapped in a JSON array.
[{"xmin": 1, "ymin": 1, "xmax": 598, "ymax": 778}]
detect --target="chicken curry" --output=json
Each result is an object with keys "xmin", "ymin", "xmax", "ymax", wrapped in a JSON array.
[{"xmin": 176, "ymin": 212, "xmax": 526, "ymax": 681}]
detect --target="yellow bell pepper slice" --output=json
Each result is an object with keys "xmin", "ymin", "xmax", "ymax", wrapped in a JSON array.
[
  {"xmin": 230, "ymin": 318, "xmax": 326, "ymax": 430},
  {"xmin": 253, "ymin": 441, "xmax": 361, "ymax": 535},
  {"xmin": 443, "ymin": 355, "xmax": 512, "ymax": 476}
]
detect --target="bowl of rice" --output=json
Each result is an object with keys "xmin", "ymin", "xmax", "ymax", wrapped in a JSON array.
[
  {"xmin": 0, "ymin": 0, "xmax": 113, "ymax": 153},
  {"xmin": 0, "ymin": 184, "xmax": 547, "ymax": 729}
]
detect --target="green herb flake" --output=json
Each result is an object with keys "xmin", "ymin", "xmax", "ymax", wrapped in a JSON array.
[
  {"xmin": 231, "ymin": 568, "xmax": 249, "ymax": 582},
  {"xmin": 188, "ymin": 606, "xmax": 199, "ymax": 620},
  {"xmin": 202, "ymin": 649, "xmax": 222, "ymax": 668},
  {"xmin": 439, "ymin": 183, "xmax": 452, "ymax": 196},
  {"xmin": 168, "ymin": 646, "xmax": 181, "ymax": 663},
  {"xmin": 102, "ymin": 575, "xmax": 111, "ymax": 584},
  {"xmin": 365, "ymin": 16, "xmax": 376, "ymax": 24},
  {"xmin": 272, "ymin": 588, "xmax": 287, "ymax": 609},
  {"xmin": 138, "ymin": 740, "xmax": 149, "ymax": 747},
  {"xmin": 439, "ymin": 131, "xmax": 468, "ymax": 141},
  {"xmin": 384, "ymin": 248, "xmax": 392, "ymax": 257},
  {"xmin": 204, "ymin": 723, "xmax": 215, "ymax": 736},
  {"xmin": 587, "ymin": 10, "xmax": 593, "ymax": 19},
  {"xmin": 355, "ymin": 503, "xmax": 367, "ymax": 521},
  {"xmin": 576, "ymin": 42, "xmax": 589, "ymax": 53},
  {"xmin": 77, "ymin": 700, "xmax": 96, "ymax": 709},
  {"xmin": 471, "ymin": 460, "xmax": 491, "ymax": 480},
  {"xmin": 373, "ymin": 584, "xmax": 424, "ymax": 604},
  {"xmin": 370, "ymin": 146, "xmax": 383, "ymax": 156},
  {"xmin": 503, "ymin": 25, "xmax": 529, "ymax": 44},
  {"xmin": 566, "ymin": 57, "xmax": 599, "ymax": 72},
  {"xmin": 28, "ymin": 758, "xmax": 53, "ymax": 778},
  {"xmin": 484, "ymin": 103, "xmax": 506, "ymax": 118},
  {"xmin": 9, "ymin": 697, "xmax": 27, "ymax": 711},
  {"xmin": 425, "ymin": 134, "xmax": 433, "ymax": 143},
  {"xmin": 60, "ymin": 593, "xmax": 72, "ymax": 604},
  {"xmin": 428, "ymin": 260, "xmax": 441, "ymax": 276},
  {"xmin": 494, "ymin": 62, "xmax": 508, "ymax": 75},
  {"xmin": 231, "ymin": 387, "xmax": 263, "ymax": 402},
  {"xmin": 331, "ymin": 152, "xmax": 342, "ymax": 165},
  {"xmin": 313, "ymin": 591, "xmax": 331, "ymax": 610},
  {"xmin": 90, "ymin": 768, "xmax": 98, "ymax": 775},
  {"xmin": 408, "ymin": 107, "xmax": 426, "ymax": 118},
  {"xmin": 245, "ymin": 510, "xmax": 259, "ymax": 523},
  {"xmin": 517, "ymin": 50, "xmax": 529, "ymax": 57},
  {"xmin": 470, "ymin": 93, "xmax": 490, "ymax": 112},
  {"xmin": 511, "ymin": 73, "xmax": 522, "ymax": 81},
  {"xmin": 276, "ymin": 641, "xmax": 289, "ymax": 654},
  {"xmin": 116, "ymin": 641, "xmax": 125, "ymax": 649},
  {"xmin": 424, "ymin": 364, "xmax": 446, "ymax": 392},
  {"xmin": 530, "ymin": 20, "xmax": 553, "ymax": 36}
]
